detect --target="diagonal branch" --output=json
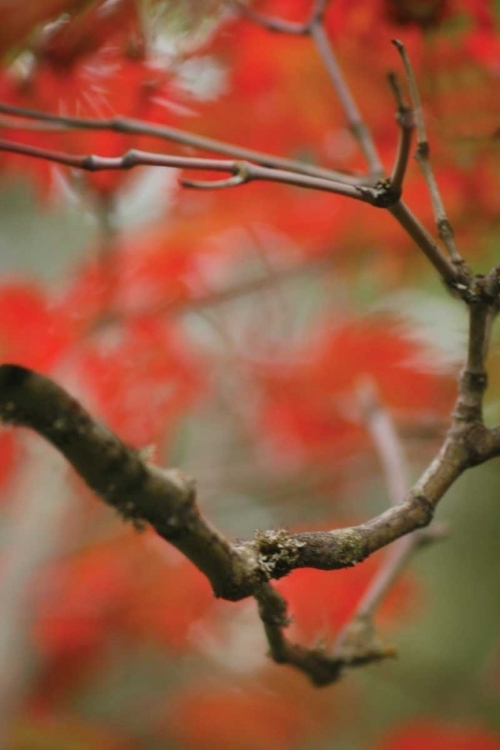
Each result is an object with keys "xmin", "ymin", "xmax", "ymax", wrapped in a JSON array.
[
  {"xmin": 0, "ymin": 364, "xmax": 257, "ymax": 601},
  {"xmin": 0, "ymin": 102, "xmax": 362, "ymax": 185},
  {"xmin": 309, "ymin": 18, "xmax": 383, "ymax": 178},
  {"xmin": 234, "ymin": 0, "xmax": 383, "ymax": 178},
  {"xmin": 392, "ymin": 39, "xmax": 463, "ymax": 266},
  {"xmin": 388, "ymin": 199, "xmax": 461, "ymax": 286}
]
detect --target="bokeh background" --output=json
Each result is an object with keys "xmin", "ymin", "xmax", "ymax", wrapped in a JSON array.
[{"xmin": 0, "ymin": 1, "xmax": 499, "ymax": 748}]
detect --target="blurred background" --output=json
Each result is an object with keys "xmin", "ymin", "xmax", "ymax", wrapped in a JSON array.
[{"xmin": 0, "ymin": 1, "xmax": 499, "ymax": 748}]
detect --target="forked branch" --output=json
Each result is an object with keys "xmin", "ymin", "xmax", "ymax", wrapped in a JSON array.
[
  {"xmin": 0, "ymin": 3, "xmax": 499, "ymax": 687},
  {"xmin": 1, "ymin": 344, "xmax": 500, "ymax": 684}
]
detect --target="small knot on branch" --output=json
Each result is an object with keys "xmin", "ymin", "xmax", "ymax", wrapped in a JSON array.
[{"xmin": 370, "ymin": 177, "xmax": 402, "ymax": 208}]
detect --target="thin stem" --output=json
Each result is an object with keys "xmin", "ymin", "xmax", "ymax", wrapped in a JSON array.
[
  {"xmin": 254, "ymin": 583, "xmax": 345, "ymax": 686},
  {"xmin": 233, "ymin": 0, "xmax": 383, "ymax": 180},
  {"xmin": 392, "ymin": 40, "xmax": 463, "ymax": 265},
  {"xmin": 234, "ymin": 0, "xmax": 330, "ymax": 34},
  {"xmin": 389, "ymin": 200, "xmax": 460, "ymax": 285},
  {"xmin": 357, "ymin": 378, "xmax": 408, "ymax": 507},
  {"xmin": 333, "ymin": 522, "xmax": 447, "ymax": 663},
  {"xmin": 387, "ymin": 72, "xmax": 415, "ymax": 195},
  {"xmin": 310, "ymin": 20, "xmax": 384, "ymax": 179},
  {"xmin": 0, "ymin": 140, "xmax": 370, "ymax": 201},
  {"xmin": 235, "ymin": 3, "xmax": 309, "ymax": 34},
  {"xmin": 0, "ymin": 102, "xmax": 363, "ymax": 185}
]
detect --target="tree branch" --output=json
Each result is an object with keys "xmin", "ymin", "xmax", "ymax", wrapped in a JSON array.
[
  {"xmin": 0, "ymin": 102, "xmax": 362, "ymax": 185},
  {"xmin": 0, "ymin": 140, "xmax": 369, "ymax": 202},
  {"xmin": 357, "ymin": 378, "xmax": 408, "ymax": 507},
  {"xmin": 387, "ymin": 72, "xmax": 414, "ymax": 196},
  {"xmin": 234, "ymin": 0, "xmax": 383, "ymax": 179},
  {"xmin": 309, "ymin": 19, "xmax": 383, "ymax": 179},
  {"xmin": 1, "ymin": 316, "xmax": 500, "ymax": 685},
  {"xmin": 388, "ymin": 200, "xmax": 461, "ymax": 285},
  {"xmin": 0, "ymin": 364, "xmax": 257, "ymax": 601},
  {"xmin": 392, "ymin": 39, "xmax": 463, "ymax": 266}
]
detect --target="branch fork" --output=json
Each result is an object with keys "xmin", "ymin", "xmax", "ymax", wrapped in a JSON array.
[{"xmin": 0, "ymin": 5, "xmax": 499, "ymax": 687}]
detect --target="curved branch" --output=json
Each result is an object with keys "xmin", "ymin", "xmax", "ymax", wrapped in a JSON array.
[
  {"xmin": 2, "ymin": 364, "xmax": 499, "ymax": 583},
  {"xmin": 1, "ymin": 362, "xmax": 499, "ymax": 684},
  {"xmin": 0, "ymin": 364, "xmax": 257, "ymax": 600}
]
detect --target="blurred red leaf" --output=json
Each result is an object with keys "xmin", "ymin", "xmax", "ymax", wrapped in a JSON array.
[
  {"xmin": 254, "ymin": 316, "xmax": 454, "ymax": 464},
  {"xmin": 0, "ymin": 282, "xmax": 72, "ymax": 371},
  {"xmin": 277, "ymin": 546, "xmax": 418, "ymax": 641},
  {"xmin": 121, "ymin": 539, "xmax": 214, "ymax": 649},
  {"xmin": 74, "ymin": 316, "xmax": 205, "ymax": 445},
  {"xmin": 376, "ymin": 722, "xmax": 500, "ymax": 750},
  {"xmin": 38, "ymin": 0, "xmax": 143, "ymax": 69},
  {"xmin": 167, "ymin": 673, "xmax": 333, "ymax": 750}
]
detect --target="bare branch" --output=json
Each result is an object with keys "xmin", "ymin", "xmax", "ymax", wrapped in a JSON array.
[
  {"xmin": 392, "ymin": 39, "xmax": 463, "ymax": 266},
  {"xmin": 357, "ymin": 379, "xmax": 408, "ymax": 507},
  {"xmin": 254, "ymin": 583, "xmax": 345, "ymax": 686},
  {"xmin": 388, "ymin": 200, "xmax": 461, "ymax": 285},
  {"xmin": 233, "ymin": 0, "xmax": 383, "ymax": 179},
  {"xmin": 0, "ymin": 102, "xmax": 362, "ymax": 185},
  {"xmin": 0, "ymin": 364, "xmax": 257, "ymax": 601},
  {"xmin": 0, "ymin": 139, "xmax": 372, "ymax": 202},
  {"xmin": 2, "ymin": 344, "xmax": 500, "ymax": 684},
  {"xmin": 309, "ymin": 19, "xmax": 384, "ymax": 179},
  {"xmin": 332, "ymin": 525, "xmax": 447, "ymax": 666},
  {"xmin": 235, "ymin": 3, "xmax": 309, "ymax": 34},
  {"xmin": 234, "ymin": 0, "xmax": 331, "ymax": 34},
  {"xmin": 387, "ymin": 72, "xmax": 415, "ymax": 195},
  {"xmin": 454, "ymin": 296, "xmax": 497, "ymax": 425}
]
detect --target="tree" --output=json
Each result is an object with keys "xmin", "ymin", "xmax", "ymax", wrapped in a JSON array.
[{"xmin": 0, "ymin": 0, "xmax": 499, "ymax": 747}]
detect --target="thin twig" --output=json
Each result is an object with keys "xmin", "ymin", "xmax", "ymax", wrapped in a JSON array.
[
  {"xmin": 235, "ymin": 3, "xmax": 309, "ymax": 34},
  {"xmin": 357, "ymin": 378, "xmax": 408, "ymax": 507},
  {"xmin": 332, "ymin": 524, "xmax": 447, "ymax": 665},
  {"xmin": 234, "ymin": 0, "xmax": 330, "ymax": 34},
  {"xmin": 387, "ymin": 71, "xmax": 415, "ymax": 195},
  {"xmin": 309, "ymin": 19, "xmax": 384, "ymax": 179},
  {"xmin": 392, "ymin": 39, "xmax": 463, "ymax": 265},
  {"xmin": 0, "ymin": 136, "xmax": 467, "ymax": 286},
  {"xmin": 254, "ymin": 583, "xmax": 345, "ymax": 686},
  {"xmin": 0, "ymin": 139, "xmax": 374, "ymax": 201},
  {"xmin": 334, "ymin": 379, "xmax": 448, "ymax": 663},
  {"xmin": 388, "ymin": 200, "xmax": 460, "ymax": 285},
  {"xmin": 233, "ymin": 0, "xmax": 383, "ymax": 180},
  {"xmin": 0, "ymin": 102, "xmax": 363, "ymax": 185}
]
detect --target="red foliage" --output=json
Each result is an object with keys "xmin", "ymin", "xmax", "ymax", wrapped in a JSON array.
[
  {"xmin": 73, "ymin": 315, "xmax": 204, "ymax": 446},
  {"xmin": 0, "ymin": 282, "xmax": 72, "ymax": 372},
  {"xmin": 167, "ymin": 672, "xmax": 334, "ymax": 750},
  {"xmin": 254, "ymin": 317, "xmax": 454, "ymax": 464},
  {"xmin": 277, "ymin": 552, "xmax": 417, "ymax": 642},
  {"xmin": 32, "ymin": 534, "xmax": 214, "ymax": 709},
  {"xmin": 376, "ymin": 722, "xmax": 500, "ymax": 750},
  {"xmin": 0, "ymin": 0, "xmax": 497, "ymax": 746}
]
